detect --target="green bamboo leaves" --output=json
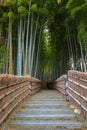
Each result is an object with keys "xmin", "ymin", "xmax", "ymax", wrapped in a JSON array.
[{"xmin": 18, "ymin": 6, "xmax": 28, "ymax": 16}]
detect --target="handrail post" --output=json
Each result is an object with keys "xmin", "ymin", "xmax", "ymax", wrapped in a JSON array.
[{"xmin": 65, "ymin": 75, "xmax": 69, "ymax": 101}]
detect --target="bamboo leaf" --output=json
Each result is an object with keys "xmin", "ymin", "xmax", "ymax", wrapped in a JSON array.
[
  {"xmin": 18, "ymin": 6, "xmax": 28, "ymax": 16},
  {"xmin": 7, "ymin": 12, "xmax": 14, "ymax": 18},
  {"xmin": 31, "ymin": 4, "xmax": 38, "ymax": 12}
]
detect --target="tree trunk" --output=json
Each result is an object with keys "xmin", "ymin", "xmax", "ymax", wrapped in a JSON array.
[{"xmin": 8, "ymin": 16, "xmax": 13, "ymax": 74}]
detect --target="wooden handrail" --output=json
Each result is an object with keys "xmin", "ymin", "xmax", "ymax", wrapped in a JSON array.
[
  {"xmin": 47, "ymin": 70, "xmax": 87, "ymax": 118},
  {"xmin": 0, "ymin": 74, "xmax": 41, "ymax": 129},
  {"xmin": 46, "ymin": 75, "xmax": 67, "ymax": 95},
  {"xmin": 68, "ymin": 70, "xmax": 87, "ymax": 118}
]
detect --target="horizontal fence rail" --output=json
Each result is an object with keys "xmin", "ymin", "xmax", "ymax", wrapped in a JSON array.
[
  {"xmin": 0, "ymin": 74, "xmax": 41, "ymax": 129},
  {"xmin": 68, "ymin": 70, "xmax": 87, "ymax": 118},
  {"xmin": 47, "ymin": 75, "xmax": 67, "ymax": 95},
  {"xmin": 30, "ymin": 77, "xmax": 41, "ymax": 95}
]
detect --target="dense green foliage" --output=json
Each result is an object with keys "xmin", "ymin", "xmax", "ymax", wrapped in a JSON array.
[{"xmin": 0, "ymin": 0, "xmax": 87, "ymax": 80}]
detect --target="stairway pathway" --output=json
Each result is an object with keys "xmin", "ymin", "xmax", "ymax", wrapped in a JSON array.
[{"xmin": 6, "ymin": 90, "xmax": 85, "ymax": 130}]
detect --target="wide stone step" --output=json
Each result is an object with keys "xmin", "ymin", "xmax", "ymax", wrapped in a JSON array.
[
  {"xmin": 25, "ymin": 103, "xmax": 68, "ymax": 108},
  {"xmin": 30, "ymin": 96, "xmax": 65, "ymax": 99},
  {"xmin": 14, "ymin": 113, "xmax": 75, "ymax": 120},
  {"xmin": 31, "ymin": 92, "xmax": 63, "ymax": 96},
  {"xmin": 7, "ymin": 120, "xmax": 82, "ymax": 130},
  {"xmin": 28, "ymin": 100, "xmax": 66, "ymax": 104},
  {"xmin": 30, "ymin": 94, "xmax": 64, "ymax": 98},
  {"xmin": 29, "ymin": 98, "xmax": 65, "ymax": 101},
  {"xmin": 31, "ymin": 95, "xmax": 64, "ymax": 98},
  {"xmin": 18, "ymin": 108, "xmax": 72, "ymax": 114},
  {"xmin": 30, "ymin": 99, "xmax": 65, "ymax": 102},
  {"xmin": 31, "ymin": 93, "xmax": 63, "ymax": 95},
  {"xmin": 31, "ymin": 96, "xmax": 64, "ymax": 98}
]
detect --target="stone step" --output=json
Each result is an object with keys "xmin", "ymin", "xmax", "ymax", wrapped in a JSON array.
[
  {"xmin": 33, "ymin": 95, "xmax": 63, "ymax": 97},
  {"xmin": 19, "ymin": 108, "xmax": 72, "ymax": 114},
  {"xmin": 30, "ymin": 97, "xmax": 64, "ymax": 99},
  {"xmin": 29, "ymin": 97, "xmax": 65, "ymax": 100},
  {"xmin": 31, "ymin": 92, "xmax": 63, "ymax": 96},
  {"xmin": 27, "ymin": 100, "xmax": 68, "ymax": 104},
  {"xmin": 30, "ymin": 93, "xmax": 64, "ymax": 97},
  {"xmin": 7, "ymin": 120, "xmax": 82, "ymax": 130},
  {"xmin": 35, "ymin": 90, "xmax": 58, "ymax": 93},
  {"xmin": 29, "ymin": 99, "xmax": 65, "ymax": 101},
  {"xmin": 31, "ymin": 93, "xmax": 63, "ymax": 95},
  {"xmin": 25, "ymin": 103, "xmax": 68, "ymax": 108},
  {"xmin": 14, "ymin": 113, "xmax": 75, "ymax": 120},
  {"xmin": 30, "ymin": 95, "xmax": 64, "ymax": 98}
]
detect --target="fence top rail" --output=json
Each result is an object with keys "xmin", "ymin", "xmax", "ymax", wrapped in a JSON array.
[
  {"xmin": 46, "ymin": 75, "xmax": 67, "ymax": 86},
  {"xmin": 55, "ymin": 75, "xmax": 67, "ymax": 82},
  {"xmin": 31, "ymin": 77, "xmax": 41, "ymax": 83},
  {"xmin": 68, "ymin": 75, "xmax": 87, "ymax": 83},
  {"xmin": 0, "ymin": 74, "xmax": 41, "ymax": 89},
  {"xmin": 68, "ymin": 70, "xmax": 87, "ymax": 80}
]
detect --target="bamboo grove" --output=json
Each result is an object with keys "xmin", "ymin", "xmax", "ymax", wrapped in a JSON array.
[{"xmin": 0, "ymin": 0, "xmax": 87, "ymax": 80}]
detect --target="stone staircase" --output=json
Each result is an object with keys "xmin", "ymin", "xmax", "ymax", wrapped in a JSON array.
[{"xmin": 6, "ymin": 90, "xmax": 84, "ymax": 130}]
